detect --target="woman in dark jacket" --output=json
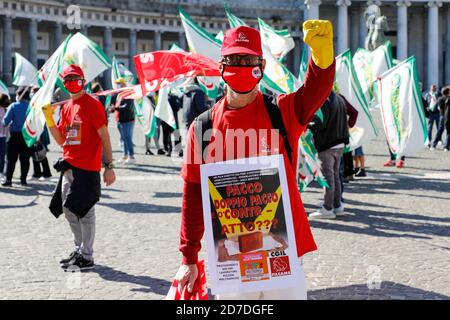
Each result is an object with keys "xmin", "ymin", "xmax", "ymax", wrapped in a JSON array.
[{"xmin": 1, "ymin": 87, "xmax": 32, "ymax": 186}]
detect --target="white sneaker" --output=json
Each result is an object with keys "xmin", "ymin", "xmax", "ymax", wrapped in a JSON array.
[
  {"xmin": 429, "ymin": 147, "xmax": 435, "ymax": 151},
  {"xmin": 309, "ymin": 207, "xmax": 336, "ymax": 219},
  {"xmin": 125, "ymin": 156, "xmax": 136, "ymax": 164},
  {"xmin": 333, "ymin": 204, "xmax": 345, "ymax": 216},
  {"xmin": 116, "ymin": 156, "xmax": 127, "ymax": 164}
]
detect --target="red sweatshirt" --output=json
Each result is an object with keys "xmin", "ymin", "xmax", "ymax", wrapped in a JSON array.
[
  {"xmin": 180, "ymin": 58, "xmax": 336, "ymax": 264},
  {"xmin": 340, "ymin": 94, "xmax": 359, "ymax": 128}
]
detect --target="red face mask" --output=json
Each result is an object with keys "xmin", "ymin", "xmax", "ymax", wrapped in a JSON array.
[
  {"xmin": 64, "ymin": 79, "xmax": 85, "ymax": 94},
  {"xmin": 222, "ymin": 65, "xmax": 263, "ymax": 94}
]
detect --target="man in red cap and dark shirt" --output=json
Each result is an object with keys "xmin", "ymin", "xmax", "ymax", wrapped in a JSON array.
[
  {"xmin": 175, "ymin": 20, "xmax": 335, "ymax": 299},
  {"xmin": 42, "ymin": 64, "xmax": 116, "ymax": 271}
]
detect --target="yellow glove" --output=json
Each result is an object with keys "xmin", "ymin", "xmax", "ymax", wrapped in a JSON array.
[
  {"xmin": 303, "ymin": 20, "xmax": 334, "ymax": 69},
  {"xmin": 42, "ymin": 104, "xmax": 56, "ymax": 128}
]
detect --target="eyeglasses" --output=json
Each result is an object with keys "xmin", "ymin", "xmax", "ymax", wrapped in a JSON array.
[
  {"xmin": 63, "ymin": 75, "xmax": 83, "ymax": 81},
  {"xmin": 222, "ymin": 54, "xmax": 262, "ymax": 66}
]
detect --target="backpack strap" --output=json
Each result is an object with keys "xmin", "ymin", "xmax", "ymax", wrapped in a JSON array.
[
  {"xmin": 193, "ymin": 108, "xmax": 213, "ymax": 164},
  {"xmin": 193, "ymin": 94, "xmax": 293, "ymax": 166},
  {"xmin": 263, "ymin": 94, "xmax": 293, "ymax": 166}
]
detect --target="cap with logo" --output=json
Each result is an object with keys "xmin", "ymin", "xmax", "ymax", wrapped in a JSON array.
[
  {"xmin": 221, "ymin": 26, "xmax": 262, "ymax": 57},
  {"xmin": 60, "ymin": 64, "xmax": 85, "ymax": 79}
]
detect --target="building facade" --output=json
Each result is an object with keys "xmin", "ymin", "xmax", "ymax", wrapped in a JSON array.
[{"xmin": 0, "ymin": 0, "xmax": 449, "ymax": 90}]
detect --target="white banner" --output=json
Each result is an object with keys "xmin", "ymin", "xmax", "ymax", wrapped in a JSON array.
[{"xmin": 375, "ymin": 57, "xmax": 428, "ymax": 157}]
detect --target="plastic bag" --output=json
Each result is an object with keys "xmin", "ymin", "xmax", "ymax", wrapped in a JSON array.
[{"xmin": 166, "ymin": 260, "xmax": 208, "ymax": 300}]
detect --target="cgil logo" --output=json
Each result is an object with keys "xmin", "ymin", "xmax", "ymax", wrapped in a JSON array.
[{"xmin": 236, "ymin": 32, "xmax": 250, "ymax": 43}]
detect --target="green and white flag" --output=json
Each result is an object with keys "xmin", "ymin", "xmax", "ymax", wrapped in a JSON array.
[
  {"xmin": 134, "ymin": 96, "xmax": 156, "ymax": 138},
  {"xmin": 64, "ymin": 32, "xmax": 111, "ymax": 83},
  {"xmin": 298, "ymin": 130, "xmax": 329, "ymax": 192},
  {"xmin": 224, "ymin": 4, "xmax": 247, "ymax": 27},
  {"xmin": 37, "ymin": 34, "xmax": 72, "ymax": 87},
  {"xmin": 13, "ymin": 53, "xmax": 39, "ymax": 87},
  {"xmin": 155, "ymin": 86, "xmax": 177, "ymax": 130},
  {"xmin": 298, "ymin": 46, "xmax": 308, "ymax": 85},
  {"xmin": 374, "ymin": 56, "xmax": 427, "ymax": 157},
  {"xmin": 353, "ymin": 41, "xmax": 394, "ymax": 103},
  {"xmin": 22, "ymin": 36, "xmax": 71, "ymax": 147},
  {"xmin": 258, "ymin": 18, "xmax": 295, "ymax": 61},
  {"xmin": 111, "ymin": 56, "xmax": 136, "ymax": 89},
  {"xmin": 23, "ymin": 33, "xmax": 111, "ymax": 146},
  {"xmin": 37, "ymin": 32, "xmax": 111, "ymax": 95},
  {"xmin": 335, "ymin": 49, "xmax": 378, "ymax": 150},
  {"xmin": 0, "ymin": 80, "xmax": 9, "ymax": 97},
  {"xmin": 225, "ymin": 5, "xmax": 300, "ymax": 94},
  {"xmin": 179, "ymin": 7, "xmax": 222, "ymax": 99},
  {"xmin": 215, "ymin": 31, "xmax": 224, "ymax": 42}
]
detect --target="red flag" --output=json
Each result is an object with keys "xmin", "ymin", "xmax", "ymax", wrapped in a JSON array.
[
  {"xmin": 165, "ymin": 260, "xmax": 209, "ymax": 300},
  {"xmin": 134, "ymin": 51, "xmax": 221, "ymax": 96}
]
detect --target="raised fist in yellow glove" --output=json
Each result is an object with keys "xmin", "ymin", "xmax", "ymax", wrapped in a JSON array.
[
  {"xmin": 303, "ymin": 20, "xmax": 334, "ymax": 69},
  {"xmin": 42, "ymin": 104, "xmax": 56, "ymax": 128}
]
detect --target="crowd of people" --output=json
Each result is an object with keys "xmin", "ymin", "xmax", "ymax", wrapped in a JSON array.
[
  {"xmin": 0, "ymin": 18, "xmax": 448, "ymax": 300},
  {"xmin": 0, "ymin": 87, "xmax": 53, "ymax": 186},
  {"xmin": 0, "ymin": 72, "xmax": 213, "ymax": 187},
  {"xmin": 422, "ymin": 83, "xmax": 450, "ymax": 152}
]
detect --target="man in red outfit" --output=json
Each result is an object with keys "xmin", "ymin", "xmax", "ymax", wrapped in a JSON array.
[
  {"xmin": 175, "ymin": 20, "xmax": 335, "ymax": 299},
  {"xmin": 43, "ymin": 65, "xmax": 116, "ymax": 271}
]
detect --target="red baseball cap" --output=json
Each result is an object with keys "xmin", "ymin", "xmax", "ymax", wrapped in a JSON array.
[
  {"xmin": 60, "ymin": 64, "xmax": 85, "ymax": 79},
  {"xmin": 221, "ymin": 26, "xmax": 262, "ymax": 57}
]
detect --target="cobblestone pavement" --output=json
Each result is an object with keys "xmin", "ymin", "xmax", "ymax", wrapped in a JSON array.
[{"xmin": 0, "ymin": 112, "xmax": 449, "ymax": 300}]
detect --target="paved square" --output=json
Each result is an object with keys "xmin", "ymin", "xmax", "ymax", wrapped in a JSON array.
[{"xmin": 1, "ymin": 113, "xmax": 449, "ymax": 300}]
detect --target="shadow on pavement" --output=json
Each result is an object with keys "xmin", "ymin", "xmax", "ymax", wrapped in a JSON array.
[
  {"xmin": 97, "ymin": 201, "xmax": 180, "ymax": 214},
  {"xmin": 125, "ymin": 166, "xmax": 180, "ymax": 175},
  {"xmin": 346, "ymin": 174, "xmax": 450, "ymax": 198},
  {"xmin": 341, "ymin": 198, "xmax": 400, "ymax": 210},
  {"xmin": 0, "ymin": 196, "xmax": 39, "ymax": 209},
  {"xmin": 92, "ymin": 264, "xmax": 171, "ymax": 295},
  {"xmin": 308, "ymin": 281, "xmax": 450, "ymax": 300},
  {"xmin": 309, "ymin": 206, "xmax": 450, "ymax": 242},
  {"xmin": 153, "ymin": 192, "xmax": 182, "ymax": 198},
  {"xmin": 130, "ymin": 163, "xmax": 182, "ymax": 171},
  {"xmin": 364, "ymin": 153, "xmax": 434, "ymax": 160}
]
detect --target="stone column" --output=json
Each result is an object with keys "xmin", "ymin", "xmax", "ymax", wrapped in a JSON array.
[
  {"xmin": 410, "ymin": 12, "xmax": 425, "ymax": 83},
  {"xmin": 359, "ymin": 6, "xmax": 367, "ymax": 49},
  {"xmin": 396, "ymin": 1, "xmax": 411, "ymax": 61},
  {"xmin": 427, "ymin": 1, "xmax": 442, "ymax": 87},
  {"xmin": 336, "ymin": 0, "xmax": 351, "ymax": 55},
  {"xmin": 53, "ymin": 22, "xmax": 63, "ymax": 51},
  {"xmin": 178, "ymin": 31, "xmax": 187, "ymax": 50},
  {"xmin": 81, "ymin": 24, "xmax": 88, "ymax": 36},
  {"xmin": 350, "ymin": 8, "xmax": 359, "ymax": 53},
  {"xmin": 28, "ymin": 19, "xmax": 38, "ymax": 67},
  {"xmin": 293, "ymin": 36, "xmax": 302, "ymax": 76},
  {"xmin": 446, "ymin": 7, "xmax": 450, "ymax": 84},
  {"xmin": 103, "ymin": 27, "xmax": 113, "ymax": 89},
  {"xmin": 2, "ymin": 16, "xmax": 13, "ymax": 85},
  {"xmin": 154, "ymin": 30, "xmax": 162, "ymax": 51},
  {"xmin": 305, "ymin": 0, "xmax": 321, "ymax": 20},
  {"xmin": 129, "ymin": 29, "xmax": 137, "ymax": 74}
]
